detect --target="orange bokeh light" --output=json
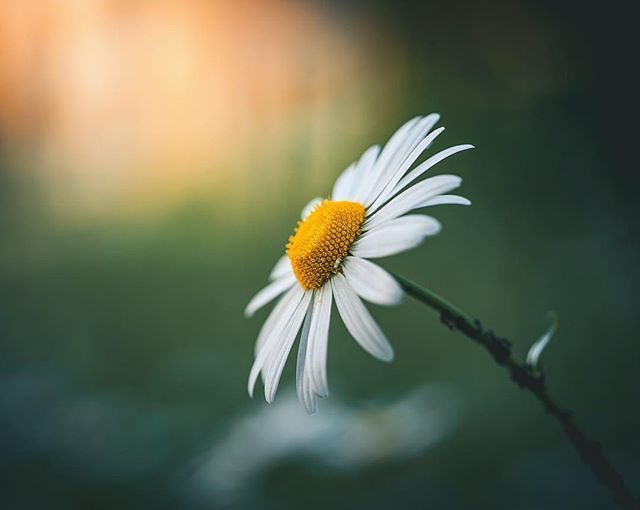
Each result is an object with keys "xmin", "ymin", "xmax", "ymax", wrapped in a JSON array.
[{"xmin": 0, "ymin": 0, "xmax": 405, "ymax": 219}]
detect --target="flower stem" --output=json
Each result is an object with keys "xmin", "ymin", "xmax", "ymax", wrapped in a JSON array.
[{"xmin": 393, "ymin": 273, "xmax": 639, "ymax": 510}]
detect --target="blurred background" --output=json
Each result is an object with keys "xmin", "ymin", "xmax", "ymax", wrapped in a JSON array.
[{"xmin": 1, "ymin": 0, "xmax": 638, "ymax": 508}]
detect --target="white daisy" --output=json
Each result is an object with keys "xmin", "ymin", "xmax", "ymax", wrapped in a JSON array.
[{"xmin": 245, "ymin": 114, "xmax": 473, "ymax": 413}]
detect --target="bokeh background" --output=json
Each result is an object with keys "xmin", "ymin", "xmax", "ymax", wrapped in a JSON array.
[{"xmin": 1, "ymin": 0, "xmax": 638, "ymax": 508}]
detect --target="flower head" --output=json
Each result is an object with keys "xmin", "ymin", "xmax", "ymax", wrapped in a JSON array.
[{"xmin": 245, "ymin": 114, "xmax": 473, "ymax": 413}]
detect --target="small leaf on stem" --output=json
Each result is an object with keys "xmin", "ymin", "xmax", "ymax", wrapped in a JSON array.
[{"xmin": 526, "ymin": 311, "xmax": 559, "ymax": 371}]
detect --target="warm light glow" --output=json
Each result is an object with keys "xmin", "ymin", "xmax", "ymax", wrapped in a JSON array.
[{"xmin": 0, "ymin": 0, "xmax": 406, "ymax": 219}]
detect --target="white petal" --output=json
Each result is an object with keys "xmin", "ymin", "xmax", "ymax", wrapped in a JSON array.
[
  {"xmin": 301, "ymin": 197, "xmax": 323, "ymax": 219},
  {"xmin": 244, "ymin": 273, "xmax": 297, "ymax": 317},
  {"xmin": 419, "ymin": 194, "xmax": 471, "ymax": 207},
  {"xmin": 390, "ymin": 144, "xmax": 474, "ymax": 198},
  {"xmin": 296, "ymin": 295, "xmax": 318, "ymax": 414},
  {"xmin": 248, "ymin": 285, "xmax": 305, "ymax": 396},
  {"xmin": 306, "ymin": 283, "xmax": 332, "ymax": 397},
  {"xmin": 357, "ymin": 117, "xmax": 421, "ymax": 204},
  {"xmin": 253, "ymin": 284, "xmax": 300, "ymax": 356},
  {"xmin": 263, "ymin": 290, "xmax": 312, "ymax": 403},
  {"xmin": 342, "ymin": 256, "xmax": 403, "ymax": 305},
  {"xmin": 367, "ymin": 127, "xmax": 446, "ymax": 213},
  {"xmin": 372, "ymin": 117, "xmax": 421, "ymax": 176},
  {"xmin": 372, "ymin": 116, "xmax": 437, "ymax": 191},
  {"xmin": 363, "ymin": 114, "xmax": 440, "ymax": 206},
  {"xmin": 331, "ymin": 273, "xmax": 394, "ymax": 362},
  {"xmin": 364, "ymin": 175, "xmax": 462, "ymax": 230},
  {"xmin": 351, "ymin": 145, "xmax": 381, "ymax": 203},
  {"xmin": 331, "ymin": 163, "xmax": 356, "ymax": 201},
  {"xmin": 269, "ymin": 255, "xmax": 293, "ymax": 281},
  {"xmin": 353, "ymin": 215, "xmax": 441, "ymax": 258}
]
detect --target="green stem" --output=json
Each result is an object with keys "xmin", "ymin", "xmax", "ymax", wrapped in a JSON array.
[{"xmin": 393, "ymin": 273, "xmax": 639, "ymax": 510}]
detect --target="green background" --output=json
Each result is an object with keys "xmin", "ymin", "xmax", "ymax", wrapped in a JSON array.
[{"xmin": 1, "ymin": 0, "xmax": 638, "ymax": 508}]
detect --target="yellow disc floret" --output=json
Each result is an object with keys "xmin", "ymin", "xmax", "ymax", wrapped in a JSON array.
[{"xmin": 287, "ymin": 200, "xmax": 366, "ymax": 289}]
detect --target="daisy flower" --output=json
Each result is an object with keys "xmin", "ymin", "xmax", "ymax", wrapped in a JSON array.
[{"xmin": 245, "ymin": 114, "xmax": 473, "ymax": 413}]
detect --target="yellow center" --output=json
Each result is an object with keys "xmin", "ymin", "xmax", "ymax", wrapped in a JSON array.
[{"xmin": 286, "ymin": 200, "xmax": 365, "ymax": 289}]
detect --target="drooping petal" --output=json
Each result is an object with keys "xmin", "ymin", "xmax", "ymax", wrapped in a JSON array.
[
  {"xmin": 301, "ymin": 197, "xmax": 323, "ymax": 219},
  {"xmin": 248, "ymin": 285, "xmax": 306, "ymax": 396},
  {"xmin": 263, "ymin": 290, "xmax": 312, "ymax": 403},
  {"xmin": 364, "ymin": 175, "xmax": 462, "ymax": 230},
  {"xmin": 305, "ymin": 282, "xmax": 332, "ymax": 397},
  {"xmin": 342, "ymin": 256, "xmax": 403, "ymax": 305},
  {"xmin": 352, "ymin": 215, "xmax": 441, "ymax": 259},
  {"xmin": 296, "ymin": 295, "xmax": 318, "ymax": 414},
  {"xmin": 244, "ymin": 273, "xmax": 297, "ymax": 318},
  {"xmin": 253, "ymin": 284, "xmax": 299, "ymax": 356},
  {"xmin": 331, "ymin": 273, "xmax": 394, "ymax": 362},
  {"xmin": 269, "ymin": 255, "xmax": 293, "ymax": 281}
]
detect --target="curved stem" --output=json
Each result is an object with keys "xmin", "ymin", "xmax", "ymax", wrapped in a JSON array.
[{"xmin": 393, "ymin": 273, "xmax": 639, "ymax": 510}]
